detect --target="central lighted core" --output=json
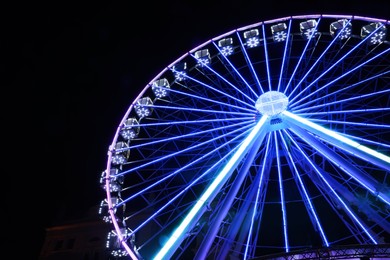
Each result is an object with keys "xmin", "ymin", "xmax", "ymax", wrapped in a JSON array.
[{"xmin": 256, "ymin": 91, "xmax": 289, "ymax": 116}]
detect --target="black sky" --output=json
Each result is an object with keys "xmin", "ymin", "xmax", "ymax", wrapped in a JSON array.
[{"xmin": 4, "ymin": 1, "xmax": 390, "ymax": 259}]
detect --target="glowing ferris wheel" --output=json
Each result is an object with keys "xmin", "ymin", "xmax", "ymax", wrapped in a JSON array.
[{"xmin": 99, "ymin": 14, "xmax": 390, "ymax": 259}]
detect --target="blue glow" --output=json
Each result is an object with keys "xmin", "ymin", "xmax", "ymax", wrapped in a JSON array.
[
  {"xmin": 277, "ymin": 19, "xmax": 292, "ymax": 92},
  {"xmin": 247, "ymin": 37, "xmax": 260, "ymax": 48},
  {"xmin": 190, "ymin": 53, "xmax": 256, "ymax": 104},
  {"xmin": 283, "ymin": 111, "xmax": 390, "ymax": 166},
  {"xmin": 283, "ymin": 129, "xmax": 378, "ymax": 244},
  {"xmin": 274, "ymin": 132, "xmax": 289, "ymax": 252},
  {"xmin": 279, "ymin": 131, "xmax": 329, "ymax": 247},
  {"xmin": 291, "ymin": 70, "xmax": 390, "ymax": 111},
  {"xmin": 153, "ymin": 115, "xmax": 268, "ymax": 260},
  {"xmin": 244, "ymin": 134, "xmax": 271, "ymax": 259},
  {"xmin": 303, "ymin": 118, "xmax": 390, "ymax": 129},
  {"xmin": 186, "ymin": 72, "xmax": 255, "ymax": 108},
  {"xmin": 283, "ymin": 18, "xmax": 321, "ymax": 94},
  {"xmin": 150, "ymin": 103, "xmax": 255, "ymax": 116},
  {"xmin": 293, "ymin": 87, "xmax": 390, "ymax": 113},
  {"xmin": 130, "ymin": 127, "xmax": 252, "ymax": 236},
  {"xmin": 289, "ymin": 127, "xmax": 390, "ymax": 207},
  {"xmin": 289, "ymin": 39, "xmax": 390, "ymax": 107},
  {"xmin": 212, "ymin": 41, "xmax": 258, "ymax": 98},
  {"xmin": 262, "ymin": 24, "xmax": 272, "ymax": 91},
  {"xmin": 120, "ymin": 122, "xmax": 255, "ymax": 205},
  {"xmin": 236, "ymin": 31, "xmax": 264, "ymax": 94},
  {"xmin": 297, "ymin": 107, "xmax": 390, "ymax": 116},
  {"xmin": 116, "ymin": 122, "xmax": 254, "ymax": 184},
  {"xmin": 288, "ymin": 19, "xmax": 351, "ymax": 99}
]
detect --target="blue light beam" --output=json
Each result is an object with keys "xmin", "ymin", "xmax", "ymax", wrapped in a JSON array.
[{"xmin": 153, "ymin": 115, "xmax": 269, "ymax": 260}]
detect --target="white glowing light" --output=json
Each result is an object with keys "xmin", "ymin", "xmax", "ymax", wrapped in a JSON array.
[
  {"xmin": 153, "ymin": 115, "xmax": 269, "ymax": 260},
  {"xmin": 256, "ymin": 91, "xmax": 289, "ymax": 116},
  {"xmin": 283, "ymin": 111, "xmax": 390, "ymax": 164}
]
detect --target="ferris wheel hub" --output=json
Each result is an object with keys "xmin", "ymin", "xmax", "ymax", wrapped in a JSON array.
[{"xmin": 255, "ymin": 91, "xmax": 289, "ymax": 116}]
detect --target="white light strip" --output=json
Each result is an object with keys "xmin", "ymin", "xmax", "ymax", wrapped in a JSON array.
[
  {"xmin": 153, "ymin": 115, "xmax": 268, "ymax": 260},
  {"xmin": 283, "ymin": 111, "xmax": 390, "ymax": 164}
]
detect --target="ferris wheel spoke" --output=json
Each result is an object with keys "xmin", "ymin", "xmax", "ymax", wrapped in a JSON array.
[
  {"xmin": 183, "ymin": 73, "xmax": 255, "ymax": 109},
  {"xmin": 289, "ymin": 126, "xmax": 390, "ymax": 206},
  {"xmin": 195, "ymin": 125, "xmax": 268, "ymax": 259},
  {"xmin": 211, "ymin": 41, "xmax": 259, "ymax": 98},
  {"xmin": 307, "ymin": 118, "xmax": 390, "ymax": 129},
  {"xmin": 159, "ymin": 85, "xmax": 258, "ymax": 113},
  {"xmin": 284, "ymin": 130, "xmax": 379, "ymax": 244},
  {"xmin": 296, "ymin": 107, "xmax": 390, "ymax": 116},
  {"xmin": 243, "ymin": 134, "xmax": 272, "ymax": 259},
  {"xmin": 283, "ymin": 111, "xmax": 390, "ymax": 171},
  {"xmin": 287, "ymin": 19, "xmax": 352, "ymax": 99},
  {"xmin": 154, "ymin": 115, "xmax": 268, "ymax": 260},
  {"xmin": 261, "ymin": 24, "xmax": 272, "ymax": 91},
  {"xmin": 116, "ymin": 122, "xmax": 254, "ymax": 177},
  {"xmin": 288, "ymin": 21, "xmax": 388, "ymax": 106},
  {"xmin": 276, "ymin": 19, "xmax": 292, "ymax": 92},
  {"xmin": 291, "ymin": 70, "xmax": 390, "ymax": 112},
  {"xmin": 128, "ymin": 135, "xmax": 247, "ymax": 238},
  {"xmin": 190, "ymin": 53, "xmax": 257, "ymax": 104},
  {"xmin": 236, "ymin": 31, "xmax": 265, "ymax": 94},
  {"xmin": 127, "ymin": 120, "xmax": 252, "ymax": 152},
  {"xmin": 279, "ymin": 130, "xmax": 329, "ymax": 246},
  {"xmin": 340, "ymin": 132, "xmax": 390, "ymax": 149},
  {"xmin": 149, "ymin": 104, "xmax": 255, "ymax": 116},
  {"xmin": 292, "ymin": 88, "xmax": 390, "ymax": 114},
  {"xmin": 118, "ymin": 125, "xmax": 257, "ymax": 208},
  {"xmin": 283, "ymin": 17, "xmax": 321, "ymax": 95},
  {"xmin": 136, "ymin": 116, "xmax": 253, "ymax": 129},
  {"xmin": 289, "ymin": 46, "xmax": 390, "ymax": 108},
  {"xmin": 273, "ymin": 132, "xmax": 290, "ymax": 252},
  {"xmin": 216, "ymin": 137, "xmax": 273, "ymax": 260}
]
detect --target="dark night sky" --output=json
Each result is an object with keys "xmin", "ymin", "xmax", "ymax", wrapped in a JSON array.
[{"xmin": 3, "ymin": 1, "xmax": 389, "ymax": 259}]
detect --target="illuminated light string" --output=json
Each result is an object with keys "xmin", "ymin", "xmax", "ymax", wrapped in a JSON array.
[
  {"xmin": 211, "ymin": 41, "xmax": 259, "ymax": 98},
  {"xmin": 274, "ymin": 132, "xmax": 289, "ymax": 252},
  {"xmin": 277, "ymin": 18, "xmax": 292, "ymax": 92},
  {"xmin": 153, "ymin": 115, "xmax": 269, "ymax": 260},
  {"xmin": 261, "ymin": 23, "xmax": 272, "ymax": 91},
  {"xmin": 243, "ymin": 134, "xmax": 271, "ymax": 259},
  {"xmin": 282, "ymin": 129, "xmax": 378, "ymax": 244},
  {"xmin": 278, "ymin": 130, "xmax": 329, "ymax": 247},
  {"xmin": 184, "ymin": 73, "xmax": 255, "ymax": 109},
  {"xmin": 125, "ymin": 123, "xmax": 256, "ymax": 235},
  {"xmin": 115, "ymin": 122, "xmax": 255, "ymax": 179},
  {"xmin": 236, "ymin": 31, "xmax": 264, "ymax": 94},
  {"xmin": 290, "ymin": 126, "xmax": 390, "ymax": 206},
  {"xmin": 190, "ymin": 53, "xmax": 257, "ymax": 104},
  {"xmin": 286, "ymin": 19, "xmax": 351, "ymax": 98},
  {"xmin": 282, "ymin": 111, "xmax": 390, "ymax": 166},
  {"xmin": 283, "ymin": 17, "xmax": 321, "ymax": 95}
]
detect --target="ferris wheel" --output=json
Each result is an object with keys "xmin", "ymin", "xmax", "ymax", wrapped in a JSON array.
[{"xmin": 99, "ymin": 14, "xmax": 390, "ymax": 260}]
